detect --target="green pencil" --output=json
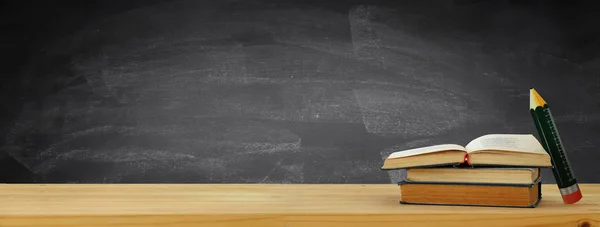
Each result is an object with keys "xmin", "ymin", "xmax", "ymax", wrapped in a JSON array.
[{"xmin": 529, "ymin": 88, "xmax": 582, "ymax": 204}]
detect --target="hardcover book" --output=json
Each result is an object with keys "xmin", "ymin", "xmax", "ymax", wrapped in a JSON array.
[
  {"xmin": 397, "ymin": 176, "xmax": 542, "ymax": 208},
  {"xmin": 405, "ymin": 167, "xmax": 540, "ymax": 185}
]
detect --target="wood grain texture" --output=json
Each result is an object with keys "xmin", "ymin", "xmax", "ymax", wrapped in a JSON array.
[{"xmin": 1, "ymin": 184, "xmax": 599, "ymax": 227}]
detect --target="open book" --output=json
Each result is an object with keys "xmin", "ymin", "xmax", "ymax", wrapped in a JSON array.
[{"xmin": 381, "ymin": 134, "xmax": 552, "ymax": 170}]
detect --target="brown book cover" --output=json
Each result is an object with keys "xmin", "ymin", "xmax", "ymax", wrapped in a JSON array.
[{"xmin": 397, "ymin": 176, "xmax": 542, "ymax": 208}]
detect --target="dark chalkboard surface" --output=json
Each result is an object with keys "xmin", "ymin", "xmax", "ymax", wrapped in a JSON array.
[{"xmin": 2, "ymin": 0, "xmax": 600, "ymax": 183}]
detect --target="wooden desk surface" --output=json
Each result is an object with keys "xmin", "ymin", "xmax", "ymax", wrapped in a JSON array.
[{"xmin": 1, "ymin": 183, "xmax": 599, "ymax": 227}]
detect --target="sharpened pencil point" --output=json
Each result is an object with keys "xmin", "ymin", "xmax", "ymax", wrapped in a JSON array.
[{"xmin": 530, "ymin": 88, "xmax": 547, "ymax": 109}]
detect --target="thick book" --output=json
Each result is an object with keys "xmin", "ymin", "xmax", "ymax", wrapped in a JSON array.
[
  {"xmin": 381, "ymin": 134, "xmax": 552, "ymax": 170},
  {"xmin": 406, "ymin": 167, "xmax": 540, "ymax": 185},
  {"xmin": 397, "ymin": 176, "xmax": 543, "ymax": 208}
]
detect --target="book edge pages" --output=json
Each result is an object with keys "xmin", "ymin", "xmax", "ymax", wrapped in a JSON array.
[
  {"xmin": 464, "ymin": 134, "xmax": 547, "ymax": 155},
  {"xmin": 380, "ymin": 162, "xmax": 462, "ymax": 171},
  {"xmin": 386, "ymin": 144, "xmax": 466, "ymax": 159},
  {"xmin": 405, "ymin": 167, "xmax": 539, "ymax": 184},
  {"xmin": 397, "ymin": 173, "xmax": 541, "ymax": 187}
]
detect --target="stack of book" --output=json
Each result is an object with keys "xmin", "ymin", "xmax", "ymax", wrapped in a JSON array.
[{"xmin": 381, "ymin": 134, "xmax": 553, "ymax": 208}]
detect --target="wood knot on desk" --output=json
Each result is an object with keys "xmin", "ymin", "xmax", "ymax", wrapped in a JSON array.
[{"xmin": 578, "ymin": 219, "xmax": 591, "ymax": 227}]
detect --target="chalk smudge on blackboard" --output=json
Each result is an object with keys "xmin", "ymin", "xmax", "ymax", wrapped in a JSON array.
[
  {"xmin": 35, "ymin": 148, "xmax": 196, "ymax": 173},
  {"xmin": 349, "ymin": 5, "xmax": 464, "ymax": 87},
  {"xmin": 347, "ymin": 4, "xmax": 531, "ymax": 116},
  {"xmin": 74, "ymin": 49, "xmax": 379, "ymax": 125},
  {"xmin": 32, "ymin": 136, "xmax": 304, "ymax": 182},
  {"xmin": 4, "ymin": 93, "xmax": 304, "ymax": 174},
  {"xmin": 7, "ymin": 0, "xmax": 599, "ymax": 184},
  {"xmin": 353, "ymin": 89, "xmax": 480, "ymax": 137}
]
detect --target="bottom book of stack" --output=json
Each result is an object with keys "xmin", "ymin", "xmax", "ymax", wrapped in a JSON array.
[{"xmin": 397, "ymin": 167, "xmax": 542, "ymax": 208}]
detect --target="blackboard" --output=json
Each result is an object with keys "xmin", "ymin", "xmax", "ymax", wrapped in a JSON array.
[{"xmin": 2, "ymin": 0, "xmax": 600, "ymax": 183}]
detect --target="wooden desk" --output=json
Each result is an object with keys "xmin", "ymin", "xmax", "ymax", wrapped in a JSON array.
[{"xmin": 1, "ymin": 184, "xmax": 599, "ymax": 227}]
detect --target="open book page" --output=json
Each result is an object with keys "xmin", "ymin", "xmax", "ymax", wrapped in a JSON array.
[
  {"xmin": 464, "ymin": 134, "xmax": 547, "ymax": 154},
  {"xmin": 387, "ymin": 144, "xmax": 466, "ymax": 159}
]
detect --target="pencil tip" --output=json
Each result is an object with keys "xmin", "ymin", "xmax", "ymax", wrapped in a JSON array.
[{"xmin": 530, "ymin": 87, "xmax": 547, "ymax": 108}]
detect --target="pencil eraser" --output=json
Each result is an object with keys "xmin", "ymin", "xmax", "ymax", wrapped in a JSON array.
[{"xmin": 561, "ymin": 188, "xmax": 582, "ymax": 204}]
